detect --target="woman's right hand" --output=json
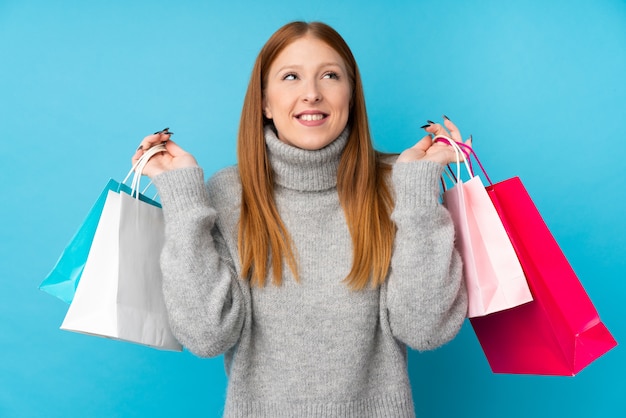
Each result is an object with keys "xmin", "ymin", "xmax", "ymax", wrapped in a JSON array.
[{"xmin": 132, "ymin": 128, "xmax": 199, "ymax": 178}]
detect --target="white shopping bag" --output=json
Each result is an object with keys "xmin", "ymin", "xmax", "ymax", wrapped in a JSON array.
[{"xmin": 61, "ymin": 145, "xmax": 182, "ymax": 351}]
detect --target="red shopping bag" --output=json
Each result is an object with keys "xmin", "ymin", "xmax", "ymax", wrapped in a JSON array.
[{"xmin": 469, "ymin": 176, "xmax": 617, "ymax": 375}]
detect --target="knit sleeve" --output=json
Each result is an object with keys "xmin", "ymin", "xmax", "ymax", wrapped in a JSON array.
[
  {"xmin": 384, "ymin": 160, "xmax": 467, "ymax": 351},
  {"xmin": 152, "ymin": 167, "xmax": 246, "ymax": 358}
]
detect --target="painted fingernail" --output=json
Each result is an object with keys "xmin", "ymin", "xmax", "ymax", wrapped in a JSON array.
[
  {"xmin": 420, "ymin": 124, "xmax": 430, "ymax": 129},
  {"xmin": 137, "ymin": 145, "xmax": 144, "ymax": 151},
  {"xmin": 164, "ymin": 131, "xmax": 174, "ymax": 135},
  {"xmin": 443, "ymin": 115, "xmax": 451, "ymax": 121},
  {"xmin": 469, "ymin": 134, "xmax": 473, "ymax": 142},
  {"xmin": 427, "ymin": 120, "xmax": 436, "ymax": 125}
]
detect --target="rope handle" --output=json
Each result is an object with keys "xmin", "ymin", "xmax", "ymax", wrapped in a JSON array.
[
  {"xmin": 122, "ymin": 144, "xmax": 167, "ymax": 199},
  {"xmin": 433, "ymin": 135, "xmax": 493, "ymax": 186},
  {"xmin": 454, "ymin": 141, "xmax": 493, "ymax": 185},
  {"xmin": 433, "ymin": 135, "xmax": 473, "ymax": 187}
]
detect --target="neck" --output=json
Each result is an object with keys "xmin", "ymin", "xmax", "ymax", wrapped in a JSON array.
[{"xmin": 264, "ymin": 126, "xmax": 349, "ymax": 192}]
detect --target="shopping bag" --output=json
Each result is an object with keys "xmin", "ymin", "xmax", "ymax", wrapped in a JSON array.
[
  {"xmin": 40, "ymin": 179, "xmax": 120, "ymax": 303},
  {"xmin": 436, "ymin": 137, "xmax": 532, "ymax": 317},
  {"xmin": 40, "ymin": 180, "xmax": 159, "ymax": 303},
  {"xmin": 60, "ymin": 145, "xmax": 182, "ymax": 351},
  {"xmin": 468, "ymin": 172, "xmax": 617, "ymax": 375}
]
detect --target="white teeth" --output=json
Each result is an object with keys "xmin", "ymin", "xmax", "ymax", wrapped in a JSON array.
[{"xmin": 299, "ymin": 114, "xmax": 324, "ymax": 121}]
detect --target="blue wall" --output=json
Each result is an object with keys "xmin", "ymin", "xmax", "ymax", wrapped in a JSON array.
[{"xmin": 1, "ymin": 0, "xmax": 624, "ymax": 417}]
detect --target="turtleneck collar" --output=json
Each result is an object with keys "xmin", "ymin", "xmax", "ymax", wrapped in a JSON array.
[{"xmin": 264, "ymin": 125, "xmax": 349, "ymax": 192}]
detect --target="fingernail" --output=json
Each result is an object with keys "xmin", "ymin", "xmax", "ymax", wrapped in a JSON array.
[
  {"xmin": 164, "ymin": 131, "xmax": 174, "ymax": 135},
  {"xmin": 137, "ymin": 145, "xmax": 143, "ymax": 151},
  {"xmin": 420, "ymin": 124, "xmax": 430, "ymax": 129},
  {"xmin": 443, "ymin": 114, "xmax": 450, "ymax": 121},
  {"xmin": 161, "ymin": 141, "xmax": 168, "ymax": 145},
  {"xmin": 427, "ymin": 120, "xmax": 436, "ymax": 125},
  {"xmin": 469, "ymin": 134, "xmax": 473, "ymax": 142}
]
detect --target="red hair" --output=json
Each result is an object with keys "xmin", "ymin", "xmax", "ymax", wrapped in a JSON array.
[{"xmin": 237, "ymin": 21, "xmax": 395, "ymax": 289}]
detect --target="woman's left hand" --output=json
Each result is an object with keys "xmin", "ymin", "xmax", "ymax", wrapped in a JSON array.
[{"xmin": 397, "ymin": 116, "xmax": 472, "ymax": 165}]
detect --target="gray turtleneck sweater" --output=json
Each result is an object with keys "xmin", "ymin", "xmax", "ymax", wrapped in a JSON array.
[{"xmin": 152, "ymin": 127, "xmax": 467, "ymax": 418}]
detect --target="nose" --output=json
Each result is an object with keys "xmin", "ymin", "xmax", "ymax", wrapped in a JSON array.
[{"xmin": 302, "ymin": 79, "xmax": 322, "ymax": 103}]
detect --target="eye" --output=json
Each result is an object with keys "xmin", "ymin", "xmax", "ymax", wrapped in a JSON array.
[
  {"xmin": 323, "ymin": 72, "xmax": 340, "ymax": 80},
  {"xmin": 282, "ymin": 73, "xmax": 298, "ymax": 81}
]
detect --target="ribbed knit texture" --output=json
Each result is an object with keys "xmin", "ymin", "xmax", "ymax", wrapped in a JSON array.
[
  {"xmin": 153, "ymin": 128, "xmax": 467, "ymax": 418},
  {"xmin": 265, "ymin": 125, "xmax": 348, "ymax": 191}
]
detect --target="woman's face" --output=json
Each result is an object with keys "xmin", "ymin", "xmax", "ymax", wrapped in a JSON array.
[{"xmin": 263, "ymin": 35, "xmax": 352, "ymax": 150}]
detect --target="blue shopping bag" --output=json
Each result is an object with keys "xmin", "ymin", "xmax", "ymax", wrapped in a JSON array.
[{"xmin": 40, "ymin": 179, "xmax": 161, "ymax": 304}]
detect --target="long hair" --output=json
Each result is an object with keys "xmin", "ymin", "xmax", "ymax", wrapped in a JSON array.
[{"xmin": 237, "ymin": 21, "xmax": 395, "ymax": 289}]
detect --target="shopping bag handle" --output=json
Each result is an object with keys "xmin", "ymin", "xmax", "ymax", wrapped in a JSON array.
[
  {"xmin": 433, "ymin": 135, "xmax": 473, "ymax": 187},
  {"xmin": 434, "ymin": 136, "xmax": 493, "ymax": 186},
  {"xmin": 122, "ymin": 144, "xmax": 167, "ymax": 199},
  {"xmin": 454, "ymin": 140, "xmax": 493, "ymax": 186}
]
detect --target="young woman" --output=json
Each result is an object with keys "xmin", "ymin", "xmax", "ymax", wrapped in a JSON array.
[{"xmin": 134, "ymin": 21, "xmax": 469, "ymax": 418}]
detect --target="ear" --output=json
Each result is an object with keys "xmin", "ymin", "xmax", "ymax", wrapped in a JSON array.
[{"xmin": 262, "ymin": 97, "xmax": 273, "ymax": 119}]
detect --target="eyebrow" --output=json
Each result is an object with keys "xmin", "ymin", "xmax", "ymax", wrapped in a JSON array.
[{"xmin": 274, "ymin": 62, "xmax": 344, "ymax": 73}]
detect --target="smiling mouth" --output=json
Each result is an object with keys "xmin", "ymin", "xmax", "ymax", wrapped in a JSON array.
[{"xmin": 297, "ymin": 113, "xmax": 327, "ymax": 121}]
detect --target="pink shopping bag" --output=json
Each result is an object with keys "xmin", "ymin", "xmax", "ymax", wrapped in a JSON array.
[
  {"xmin": 437, "ymin": 137, "xmax": 532, "ymax": 317},
  {"xmin": 468, "ymin": 174, "xmax": 617, "ymax": 375}
]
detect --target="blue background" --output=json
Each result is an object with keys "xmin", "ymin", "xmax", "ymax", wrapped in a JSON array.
[{"xmin": 1, "ymin": 0, "xmax": 624, "ymax": 417}]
